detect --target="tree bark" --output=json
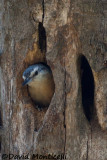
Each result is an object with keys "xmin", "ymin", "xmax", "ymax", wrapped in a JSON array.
[{"xmin": 0, "ymin": 0, "xmax": 107, "ymax": 160}]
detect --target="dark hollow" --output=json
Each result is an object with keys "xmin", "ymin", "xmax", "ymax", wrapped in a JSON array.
[
  {"xmin": 38, "ymin": 22, "xmax": 47, "ymax": 53},
  {"xmin": 80, "ymin": 56, "xmax": 94, "ymax": 122}
]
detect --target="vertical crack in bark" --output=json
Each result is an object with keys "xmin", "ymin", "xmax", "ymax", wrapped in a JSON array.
[
  {"xmin": 42, "ymin": 0, "xmax": 45, "ymax": 24},
  {"xmin": 90, "ymin": 123, "xmax": 93, "ymax": 156},
  {"xmin": 9, "ymin": 38, "xmax": 15, "ymax": 153},
  {"xmin": 38, "ymin": 0, "xmax": 46, "ymax": 53},
  {"xmin": 11, "ymin": 38, "xmax": 16, "ymax": 78},
  {"xmin": 86, "ymin": 140, "xmax": 88, "ymax": 160},
  {"xmin": 63, "ymin": 69, "xmax": 67, "ymax": 154},
  {"xmin": 0, "ymin": 110, "xmax": 2, "ymax": 128},
  {"xmin": 0, "ymin": 110, "xmax": 3, "ymax": 152},
  {"xmin": 38, "ymin": 22, "xmax": 46, "ymax": 53}
]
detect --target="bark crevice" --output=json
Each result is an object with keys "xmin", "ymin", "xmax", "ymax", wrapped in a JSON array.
[
  {"xmin": 63, "ymin": 69, "xmax": 67, "ymax": 154},
  {"xmin": 42, "ymin": 0, "xmax": 45, "ymax": 24},
  {"xmin": 38, "ymin": 22, "xmax": 47, "ymax": 53},
  {"xmin": 86, "ymin": 140, "xmax": 88, "ymax": 160}
]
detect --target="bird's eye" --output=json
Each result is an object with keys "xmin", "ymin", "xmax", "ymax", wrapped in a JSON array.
[{"xmin": 35, "ymin": 71, "xmax": 38, "ymax": 76}]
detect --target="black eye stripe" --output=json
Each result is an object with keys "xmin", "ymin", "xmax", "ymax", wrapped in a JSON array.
[{"xmin": 35, "ymin": 71, "xmax": 38, "ymax": 76}]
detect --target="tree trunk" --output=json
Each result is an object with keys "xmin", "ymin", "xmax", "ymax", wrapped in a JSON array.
[{"xmin": 0, "ymin": 0, "xmax": 107, "ymax": 160}]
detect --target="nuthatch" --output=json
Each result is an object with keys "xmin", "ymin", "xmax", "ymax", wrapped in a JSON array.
[{"xmin": 22, "ymin": 63, "xmax": 55, "ymax": 109}]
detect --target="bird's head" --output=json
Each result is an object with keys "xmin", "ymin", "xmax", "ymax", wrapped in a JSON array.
[{"xmin": 22, "ymin": 63, "xmax": 52, "ymax": 86}]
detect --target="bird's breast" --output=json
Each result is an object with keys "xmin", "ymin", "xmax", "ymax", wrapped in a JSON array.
[{"xmin": 28, "ymin": 74, "xmax": 55, "ymax": 106}]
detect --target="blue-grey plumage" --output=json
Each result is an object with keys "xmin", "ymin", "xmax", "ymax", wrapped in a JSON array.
[{"xmin": 22, "ymin": 63, "xmax": 55, "ymax": 108}]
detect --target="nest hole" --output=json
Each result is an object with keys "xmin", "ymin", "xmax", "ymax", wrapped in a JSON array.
[{"xmin": 80, "ymin": 55, "xmax": 95, "ymax": 122}]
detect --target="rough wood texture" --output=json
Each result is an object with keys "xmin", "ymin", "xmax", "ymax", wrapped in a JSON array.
[{"xmin": 0, "ymin": 0, "xmax": 107, "ymax": 160}]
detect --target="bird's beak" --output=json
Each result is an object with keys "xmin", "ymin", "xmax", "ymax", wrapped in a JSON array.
[{"xmin": 22, "ymin": 78, "xmax": 30, "ymax": 86}]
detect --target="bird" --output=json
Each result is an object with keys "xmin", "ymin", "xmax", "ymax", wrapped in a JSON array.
[{"xmin": 22, "ymin": 62, "xmax": 55, "ymax": 110}]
